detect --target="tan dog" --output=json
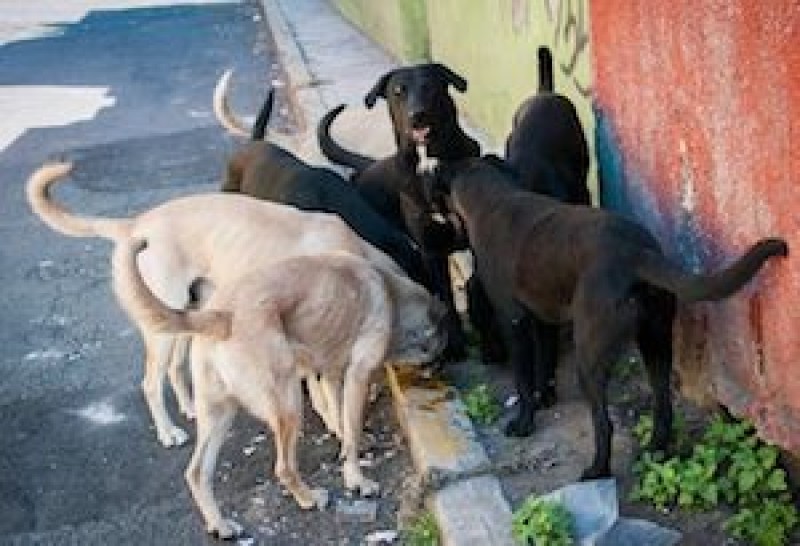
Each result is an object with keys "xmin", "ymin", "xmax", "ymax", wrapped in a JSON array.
[
  {"xmin": 117, "ymin": 238, "xmax": 445, "ymax": 538},
  {"xmin": 26, "ymin": 162, "xmax": 404, "ymax": 447}
]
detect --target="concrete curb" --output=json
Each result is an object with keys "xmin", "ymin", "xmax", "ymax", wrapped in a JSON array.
[
  {"xmin": 387, "ymin": 367, "xmax": 516, "ymax": 545},
  {"xmin": 259, "ymin": 1, "xmax": 516, "ymax": 544}
]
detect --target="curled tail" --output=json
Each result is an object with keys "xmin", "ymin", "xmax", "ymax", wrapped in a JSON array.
[
  {"xmin": 213, "ymin": 68, "xmax": 274, "ymax": 141},
  {"xmin": 635, "ymin": 238, "xmax": 789, "ymax": 302},
  {"xmin": 26, "ymin": 162, "xmax": 132, "ymax": 241},
  {"xmin": 116, "ymin": 239, "xmax": 231, "ymax": 339},
  {"xmin": 316, "ymin": 104, "xmax": 374, "ymax": 173}
]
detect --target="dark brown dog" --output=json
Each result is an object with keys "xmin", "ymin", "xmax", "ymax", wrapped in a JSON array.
[
  {"xmin": 214, "ymin": 70, "xmax": 428, "ymax": 286},
  {"xmin": 317, "ymin": 63, "xmax": 482, "ymax": 360},
  {"xmin": 466, "ymin": 58, "xmax": 592, "ymax": 394},
  {"xmin": 442, "ymin": 158, "xmax": 788, "ymax": 479}
]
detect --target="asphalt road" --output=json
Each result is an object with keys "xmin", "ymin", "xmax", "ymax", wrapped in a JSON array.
[{"xmin": 0, "ymin": 1, "xmax": 279, "ymax": 543}]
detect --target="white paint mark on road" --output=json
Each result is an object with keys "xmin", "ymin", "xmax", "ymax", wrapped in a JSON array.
[
  {"xmin": 72, "ymin": 399, "xmax": 126, "ymax": 425},
  {"xmin": 0, "ymin": 0, "xmax": 234, "ymax": 151},
  {"xmin": 0, "ymin": 1, "xmax": 233, "ymax": 46},
  {"xmin": 24, "ymin": 349, "xmax": 66, "ymax": 361},
  {"xmin": 0, "ymin": 86, "xmax": 115, "ymax": 151}
]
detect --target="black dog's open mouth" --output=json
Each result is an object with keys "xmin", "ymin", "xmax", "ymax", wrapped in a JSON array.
[{"xmin": 411, "ymin": 126, "xmax": 431, "ymax": 145}]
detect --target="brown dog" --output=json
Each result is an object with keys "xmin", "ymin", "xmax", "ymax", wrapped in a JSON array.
[
  {"xmin": 26, "ymin": 162, "xmax": 404, "ymax": 448},
  {"xmin": 442, "ymin": 159, "xmax": 788, "ymax": 479},
  {"xmin": 118, "ymin": 239, "xmax": 445, "ymax": 538},
  {"xmin": 213, "ymin": 70, "xmax": 428, "ymax": 286}
]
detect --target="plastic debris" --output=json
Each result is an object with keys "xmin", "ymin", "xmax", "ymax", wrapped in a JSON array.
[
  {"xmin": 335, "ymin": 499, "xmax": 378, "ymax": 523},
  {"xmin": 364, "ymin": 529, "xmax": 399, "ymax": 544}
]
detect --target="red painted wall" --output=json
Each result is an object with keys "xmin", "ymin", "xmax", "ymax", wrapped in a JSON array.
[{"xmin": 591, "ymin": 1, "xmax": 800, "ymax": 449}]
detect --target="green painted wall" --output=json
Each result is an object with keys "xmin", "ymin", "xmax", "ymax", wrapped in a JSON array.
[
  {"xmin": 425, "ymin": 0, "xmax": 596, "ymax": 198},
  {"xmin": 330, "ymin": 0, "xmax": 597, "ymax": 200},
  {"xmin": 331, "ymin": 0, "xmax": 429, "ymax": 62}
]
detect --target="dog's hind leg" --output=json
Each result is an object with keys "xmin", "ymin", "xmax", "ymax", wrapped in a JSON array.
[
  {"xmin": 167, "ymin": 334, "xmax": 194, "ymax": 419},
  {"xmin": 340, "ymin": 338, "xmax": 387, "ymax": 496},
  {"xmin": 141, "ymin": 331, "xmax": 189, "ymax": 447},
  {"xmin": 185, "ymin": 345, "xmax": 240, "ymax": 538},
  {"xmin": 271, "ymin": 377, "xmax": 328, "ymax": 510},
  {"xmin": 637, "ymin": 288, "xmax": 677, "ymax": 453},
  {"xmin": 572, "ymin": 276, "xmax": 639, "ymax": 480}
]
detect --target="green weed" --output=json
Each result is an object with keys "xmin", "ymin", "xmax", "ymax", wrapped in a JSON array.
[
  {"xmin": 403, "ymin": 511, "xmax": 439, "ymax": 546},
  {"xmin": 462, "ymin": 383, "xmax": 502, "ymax": 426},
  {"xmin": 631, "ymin": 414, "xmax": 798, "ymax": 544},
  {"xmin": 512, "ymin": 496, "xmax": 574, "ymax": 546}
]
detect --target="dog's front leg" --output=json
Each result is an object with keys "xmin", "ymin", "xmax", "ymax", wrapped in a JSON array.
[
  {"xmin": 531, "ymin": 319, "xmax": 559, "ymax": 408},
  {"xmin": 306, "ymin": 373, "xmax": 343, "ymax": 439},
  {"xmin": 504, "ymin": 311, "xmax": 539, "ymax": 437},
  {"xmin": 465, "ymin": 274, "xmax": 507, "ymax": 364},
  {"xmin": 427, "ymin": 251, "xmax": 466, "ymax": 361}
]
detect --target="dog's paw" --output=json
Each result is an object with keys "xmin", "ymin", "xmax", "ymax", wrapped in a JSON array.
[
  {"xmin": 441, "ymin": 341, "xmax": 467, "ymax": 363},
  {"xmin": 479, "ymin": 342, "xmax": 507, "ymax": 365},
  {"xmin": 179, "ymin": 402, "xmax": 196, "ymax": 421},
  {"xmin": 537, "ymin": 389, "xmax": 557, "ymax": 409},
  {"xmin": 311, "ymin": 488, "xmax": 329, "ymax": 510},
  {"xmin": 579, "ymin": 465, "xmax": 612, "ymax": 481},
  {"xmin": 157, "ymin": 425, "xmax": 190, "ymax": 448},
  {"xmin": 504, "ymin": 414, "xmax": 536, "ymax": 437},
  {"xmin": 208, "ymin": 518, "xmax": 244, "ymax": 540},
  {"xmin": 343, "ymin": 466, "xmax": 380, "ymax": 497},
  {"xmin": 325, "ymin": 418, "xmax": 343, "ymax": 440}
]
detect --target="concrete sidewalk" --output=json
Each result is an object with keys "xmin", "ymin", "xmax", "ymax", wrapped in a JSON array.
[{"xmin": 258, "ymin": 0, "xmax": 515, "ymax": 544}]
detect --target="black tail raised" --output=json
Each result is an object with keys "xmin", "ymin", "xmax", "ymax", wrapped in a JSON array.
[
  {"xmin": 317, "ymin": 104, "xmax": 375, "ymax": 173},
  {"xmin": 251, "ymin": 88, "xmax": 274, "ymax": 141}
]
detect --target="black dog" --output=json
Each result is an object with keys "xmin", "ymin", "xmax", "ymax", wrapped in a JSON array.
[
  {"xmin": 214, "ymin": 71, "xmax": 428, "ymax": 286},
  {"xmin": 464, "ymin": 59, "xmax": 592, "ymax": 402},
  {"xmin": 317, "ymin": 63, "xmax": 482, "ymax": 360},
  {"xmin": 441, "ymin": 158, "xmax": 788, "ymax": 480},
  {"xmin": 505, "ymin": 48, "xmax": 591, "ymax": 204}
]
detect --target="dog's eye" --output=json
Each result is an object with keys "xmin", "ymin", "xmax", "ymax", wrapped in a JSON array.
[{"xmin": 392, "ymin": 85, "xmax": 406, "ymax": 97}]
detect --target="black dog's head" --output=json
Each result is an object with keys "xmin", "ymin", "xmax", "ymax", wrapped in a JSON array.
[{"xmin": 364, "ymin": 63, "xmax": 468, "ymax": 156}]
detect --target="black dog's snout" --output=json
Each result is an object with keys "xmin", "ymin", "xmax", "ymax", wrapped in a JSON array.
[{"xmin": 409, "ymin": 110, "xmax": 429, "ymax": 129}]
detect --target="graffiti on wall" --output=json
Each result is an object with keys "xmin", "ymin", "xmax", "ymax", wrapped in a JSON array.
[{"xmin": 544, "ymin": 0, "xmax": 591, "ymax": 96}]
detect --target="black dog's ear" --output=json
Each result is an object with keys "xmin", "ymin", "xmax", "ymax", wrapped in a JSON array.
[
  {"xmin": 433, "ymin": 63, "xmax": 468, "ymax": 93},
  {"xmin": 364, "ymin": 71, "xmax": 395, "ymax": 108}
]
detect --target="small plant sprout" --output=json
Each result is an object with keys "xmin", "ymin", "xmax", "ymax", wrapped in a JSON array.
[
  {"xmin": 462, "ymin": 383, "xmax": 502, "ymax": 426},
  {"xmin": 403, "ymin": 511, "xmax": 440, "ymax": 546},
  {"xmin": 512, "ymin": 496, "xmax": 574, "ymax": 546}
]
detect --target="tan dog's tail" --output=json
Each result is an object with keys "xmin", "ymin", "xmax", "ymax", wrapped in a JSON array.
[
  {"xmin": 635, "ymin": 238, "xmax": 788, "ymax": 303},
  {"xmin": 27, "ymin": 162, "xmax": 133, "ymax": 241},
  {"xmin": 116, "ymin": 238, "xmax": 232, "ymax": 339},
  {"xmin": 213, "ymin": 69, "xmax": 254, "ymax": 139},
  {"xmin": 214, "ymin": 69, "xmax": 275, "ymax": 141}
]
